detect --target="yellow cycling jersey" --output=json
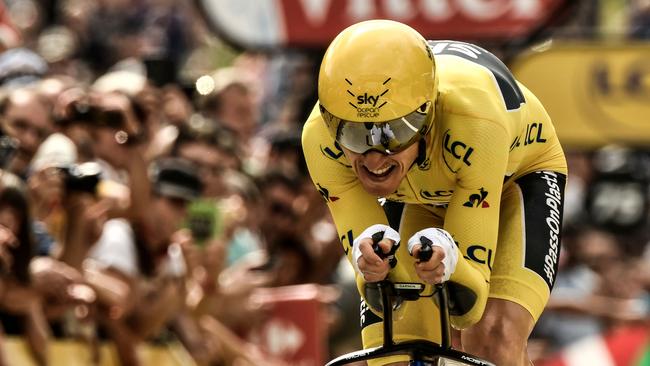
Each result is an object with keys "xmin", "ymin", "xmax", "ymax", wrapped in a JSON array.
[{"xmin": 302, "ymin": 40, "xmax": 567, "ymax": 329}]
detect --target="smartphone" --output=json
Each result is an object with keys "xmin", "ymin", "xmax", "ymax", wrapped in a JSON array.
[
  {"xmin": 144, "ymin": 58, "xmax": 177, "ymax": 87},
  {"xmin": 185, "ymin": 199, "xmax": 220, "ymax": 246}
]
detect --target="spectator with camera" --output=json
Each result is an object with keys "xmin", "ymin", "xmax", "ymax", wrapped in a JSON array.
[
  {"xmin": 0, "ymin": 84, "xmax": 100, "ymax": 364},
  {"xmin": 75, "ymin": 89, "xmax": 159, "ymax": 250},
  {"xmin": 84, "ymin": 157, "xmax": 204, "ymax": 365},
  {"xmin": 167, "ymin": 120, "xmax": 289, "ymax": 365}
]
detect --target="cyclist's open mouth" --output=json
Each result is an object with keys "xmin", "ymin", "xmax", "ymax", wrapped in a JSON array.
[{"xmin": 363, "ymin": 163, "xmax": 397, "ymax": 179}]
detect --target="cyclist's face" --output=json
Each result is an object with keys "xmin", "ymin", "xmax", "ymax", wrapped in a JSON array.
[{"xmin": 342, "ymin": 143, "xmax": 419, "ymax": 197}]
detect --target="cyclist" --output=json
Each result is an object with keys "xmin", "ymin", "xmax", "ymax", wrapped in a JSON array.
[{"xmin": 302, "ymin": 20, "xmax": 567, "ymax": 366}]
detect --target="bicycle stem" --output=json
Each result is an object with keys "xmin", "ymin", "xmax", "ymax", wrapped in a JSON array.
[
  {"xmin": 373, "ymin": 232, "xmax": 453, "ymax": 351},
  {"xmin": 379, "ymin": 280, "xmax": 395, "ymax": 348},
  {"xmin": 436, "ymin": 283, "xmax": 452, "ymax": 349}
]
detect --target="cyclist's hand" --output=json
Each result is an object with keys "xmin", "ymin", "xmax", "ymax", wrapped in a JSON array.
[
  {"xmin": 352, "ymin": 224, "xmax": 400, "ymax": 282},
  {"xmin": 357, "ymin": 238, "xmax": 393, "ymax": 282},
  {"xmin": 407, "ymin": 228, "xmax": 459, "ymax": 284},
  {"xmin": 411, "ymin": 244, "xmax": 446, "ymax": 284}
]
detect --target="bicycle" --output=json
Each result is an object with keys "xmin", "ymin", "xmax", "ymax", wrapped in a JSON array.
[{"xmin": 326, "ymin": 233, "xmax": 495, "ymax": 366}]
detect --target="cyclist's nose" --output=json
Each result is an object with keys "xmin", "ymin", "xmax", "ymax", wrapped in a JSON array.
[{"xmin": 362, "ymin": 150, "xmax": 390, "ymax": 168}]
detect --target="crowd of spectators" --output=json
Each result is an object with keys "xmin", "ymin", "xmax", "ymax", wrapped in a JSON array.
[
  {"xmin": 529, "ymin": 147, "xmax": 650, "ymax": 363},
  {"xmin": 0, "ymin": 0, "xmax": 646, "ymax": 365},
  {"xmin": 0, "ymin": 0, "xmax": 356, "ymax": 365}
]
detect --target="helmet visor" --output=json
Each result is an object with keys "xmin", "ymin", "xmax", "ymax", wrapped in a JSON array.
[{"xmin": 320, "ymin": 102, "xmax": 432, "ymax": 155}]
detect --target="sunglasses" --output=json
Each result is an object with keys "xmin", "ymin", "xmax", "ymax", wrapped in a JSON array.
[{"xmin": 320, "ymin": 102, "xmax": 433, "ymax": 155}]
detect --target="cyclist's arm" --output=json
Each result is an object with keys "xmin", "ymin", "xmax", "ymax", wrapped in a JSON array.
[
  {"xmin": 443, "ymin": 117, "xmax": 510, "ymax": 329},
  {"xmin": 301, "ymin": 108, "xmax": 390, "ymax": 267}
]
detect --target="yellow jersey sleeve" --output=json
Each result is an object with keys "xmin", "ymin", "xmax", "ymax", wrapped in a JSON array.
[
  {"xmin": 301, "ymin": 104, "xmax": 388, "ymax": 265},
  {"xmin": 302, "ymin": 104, "xmax": 418, "ymax": 305}
]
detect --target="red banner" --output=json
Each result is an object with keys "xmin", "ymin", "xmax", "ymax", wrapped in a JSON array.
[
  {"xmin": 248, "ymin": 284, "xmax": 328, "ymax": 366},
  {"xmin": 198, "ymin": 0, "xmax": 567, "ymax": 49}
]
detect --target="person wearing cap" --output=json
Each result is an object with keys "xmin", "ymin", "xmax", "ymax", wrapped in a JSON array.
[
  {"xmin": 84, "ymin": 157, "xmax": 202, "ymax": 365},
  {"xmin": 302, "ymin": 20, "xmax": 567, "ymax": 365},
  {"xmin": 0, "ymin": 48, "xmax": 48, "ymax": 88}
]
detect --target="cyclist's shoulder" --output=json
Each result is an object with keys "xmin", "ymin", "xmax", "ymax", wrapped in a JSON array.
[
  {"xmin": 302, "ymin": 102, "xmax": 353, "ymax": 171},
  {"xmin": 430, "ymin": 41, "xmax": 530, "ymax": 131},
  {"xmin": 302, "ymin": 103, "xmax": 324, "ymax": 135},
  {"xmin": 302, "ymin": 103, "xmax": 331, "ymax": 150},
  {"xmin": 431, "ymin": 41, "xmax": 501, "ymax": 80},
  {"xmin": 431, "ymin": 40, "xmax": 524, "ymax": 109}
]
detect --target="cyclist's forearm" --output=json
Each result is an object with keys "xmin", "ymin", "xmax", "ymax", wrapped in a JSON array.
[{"xmin": 448, "ymin": 252, "xmax": 490, "ymax": 329}]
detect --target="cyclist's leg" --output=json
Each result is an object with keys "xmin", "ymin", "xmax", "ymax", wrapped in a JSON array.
[
  {"xmin": 360, "ymin": 203, "xmax": 443, "ymax": 366},
  {"xmin": 461, "ymin": 171, "xmax": 566, "ymax": 365},
  {"xmin": 461, "ymin": 298, "xmax": 535, "ymax": 365}
]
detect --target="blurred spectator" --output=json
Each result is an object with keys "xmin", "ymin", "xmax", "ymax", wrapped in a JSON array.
[
  {"xmin": 262, "ymin": 130, "xmax": 305, "ymax": 180},
  {"xmin": 0, "ymin": 48, "xmax": 47, "ymax": 88},
  {"xmin": 0, "ymin": 86, "xmax": 53, "ymax": 179},
  {"xmin": 221, "ymin": 170, "xmax": 263, "ymax": 266},
  {"xmin": 534, "ymin": 227, "xmax": 650, "ymax": 353},
  {"xmin": 199, "ymin": 68, "xmax": 259, "ymax": 158},
  {"xmin": 260, "ymin": 52, "xmax": 318, "ymax": 127},
  {"xmin": 82, "ymin": 0, "xmax": 148, "ymax": 75},
  {"xmin": 171, "ymin": 121, "xmax": 231, "ymax": 199},
  {"xmin": 256, "ymin": 171, "xmax": 302, "ymax": 247},
  {"xmin": 629, "ymin": 0, "xmax": 650, "ymax": 38},
  {"xmin": 81, "ymin": 90, "xmax": 152, "ymax": 225},
  {"xmin": 85, "ymin": 157, "xmax": 202, "ymax": 365},
  {"xmin": 4, "ymin": 0, "xmax": 45, "ymax": 47},
  {"xmin": 0, "ymin": 187, "xmax": 49, "ymax": 365},
  {"xmin": 0, "ymin": 2, "xmax": 21, "ymax": 51}
]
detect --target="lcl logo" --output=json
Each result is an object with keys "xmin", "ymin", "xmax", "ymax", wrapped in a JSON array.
[
  {"xmin": 583, "ymin": 58, "xmax": 650, "ymax": 136},
  {"xmin": 592, "ymin": 61, "xmax": 650, "ymax": 97},
  {"xmin": 443, "ymin": 130, "xmax": 474, "ymax": 166}
]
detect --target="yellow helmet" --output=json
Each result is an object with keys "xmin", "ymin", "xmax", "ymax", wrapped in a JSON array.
[{"xmin": 318, "ymin": 19, "xmax": 437, "ymax": 154}]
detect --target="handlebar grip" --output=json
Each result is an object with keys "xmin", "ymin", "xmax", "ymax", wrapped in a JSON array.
[
  {"xmin": 371, "ymin": 231, "xmax": 398, "ymax": 268},
  {"xmin": 418, "ymin": 236, "xmax": 433, "ymax": 262},
  {"xmin": 371, "ymin": 231, "xmax": 385, "ymax": 258}
]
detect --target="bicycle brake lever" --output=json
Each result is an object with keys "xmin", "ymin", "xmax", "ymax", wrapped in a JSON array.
[
  {"xmin": 371, "ymin": 231, "xmax": 398, "ymax": 268},
  {"xmin": 418, "ymin": 236, "xmax": 433, "ymax": 262}
]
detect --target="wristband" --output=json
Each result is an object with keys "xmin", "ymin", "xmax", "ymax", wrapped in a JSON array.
[{"xmin": 407, "ymin": 228, "xmax": 458, "ymax": 281}]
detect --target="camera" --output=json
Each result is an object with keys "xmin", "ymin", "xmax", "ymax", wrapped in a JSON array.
[
  {"xmin": 59, "ymin": 101, "xmax": 126, "ymax": 129},
  {"xmin": 0, "ymin": 135, "xmax": 17, "ymax": 170},
  {"xmin": 59, "ymin": 162, "xmax": 102, "ymax": 194}
]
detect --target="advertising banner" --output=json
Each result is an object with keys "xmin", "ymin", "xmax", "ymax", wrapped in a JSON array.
[
  {"xmin": 249, "ymin": 284, "xmax": 328, "ymax": 366},
  {"xmin": 198, "ymin": 0, "xmax": 567, "ymax": 48},
  {"xmin": 511, "ymin": 43, "xmax": 650, "ymax": 149}
]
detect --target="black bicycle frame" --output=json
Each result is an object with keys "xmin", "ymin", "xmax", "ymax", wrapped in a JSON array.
[{"xmin": 325, "ymin": 281, "xmax": 495, "ymax": 366}]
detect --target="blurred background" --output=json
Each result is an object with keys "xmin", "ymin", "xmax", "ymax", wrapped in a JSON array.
[{"xmin": 0, "ymin": 0, "xmax": 646, "ymax": 365}]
